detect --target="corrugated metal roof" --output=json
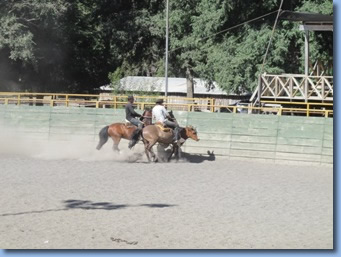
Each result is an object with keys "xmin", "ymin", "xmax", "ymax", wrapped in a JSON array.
[{"xmin": 100, "ymin": 76, "xmax": 228, "ymax": 95}]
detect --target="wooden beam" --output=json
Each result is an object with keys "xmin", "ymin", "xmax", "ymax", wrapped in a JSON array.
[
  {"xmin": 304, "ymin": 30, "xmax": 309, "ymax": 76},
  {"xmin": 299, "ymin": 24, "xmax": 333, "ymax": 31}
]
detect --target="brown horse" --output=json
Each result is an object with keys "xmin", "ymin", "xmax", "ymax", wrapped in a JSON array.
[
  {"xmin": 141, "ymin": 125, "xmax": 199, "ymax": 162},
  {"xmin": 96, "ymin": 109, "xmax": 152, "ymax": 152}
]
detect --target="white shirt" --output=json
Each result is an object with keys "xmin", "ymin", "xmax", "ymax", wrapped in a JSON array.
[{"xmin": 152, "ymin": 105, "xmax": 168, "ymax": 123}]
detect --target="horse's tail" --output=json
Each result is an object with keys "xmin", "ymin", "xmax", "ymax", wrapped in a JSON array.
[
  {"xmin": 96, "ymin": 125, "xmax": 109, "ymax": 150},
  {"xmin": 128, "ymin": 128, "xmax": 142, "ymax": 149}
]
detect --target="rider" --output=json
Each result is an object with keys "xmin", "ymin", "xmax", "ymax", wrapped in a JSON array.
[
  {"xmin": 152, "ymin": 98, "xmax": 181, "ymax": 143},
  {"xmin": 125, "ymin": 95, "xmax": 143, "ymax": 129},
  {"xmin": 126, "ymin": 96, "xmax": 144, "ymax": 148}
]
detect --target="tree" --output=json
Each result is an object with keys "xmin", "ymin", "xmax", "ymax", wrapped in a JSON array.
[
  {"xmin": 0, "ymin": 0, "xmax": 69, "ymax": 92},
  {"xmin": 0, "ymin": 0, "xmax": 333, "ymax": 95}
]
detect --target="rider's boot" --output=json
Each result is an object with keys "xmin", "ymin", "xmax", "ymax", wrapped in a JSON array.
[
  {"xmin": 128, "ymin": 123, "xmax": 143, "ymax": 149},
  {"xmin": 128, "ymin": 139, "xmax": 134, "ymax": 149},
  {"xmin": 173, "ymin": 127, "xmax": 179, "ymax": 143}
]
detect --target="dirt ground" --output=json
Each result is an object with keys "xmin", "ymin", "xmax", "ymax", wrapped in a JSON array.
[{"xmin": 0, "ymin": 133, "xmax": 333, "ymax": 249}]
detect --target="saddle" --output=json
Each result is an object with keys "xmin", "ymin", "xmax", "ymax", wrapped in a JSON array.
[
  {"xmin": 124, "ymin": 119, "xmax": 136, "ymax": 128},
  {"xmin": 155, "ymin": 122, "xmax": 171, "ymax": 132}
]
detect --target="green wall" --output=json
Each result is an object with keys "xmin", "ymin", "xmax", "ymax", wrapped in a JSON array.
[{"xmin": 0, "ymin": 105, "xmax": 333, "ymax": 166}]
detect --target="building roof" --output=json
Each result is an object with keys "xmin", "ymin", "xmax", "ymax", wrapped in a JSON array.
[
  {"xmin": 279, "ymin": 10, "xmax": 333, "ymax": 22},
  {"xmin": 279, "ymin": 11, "xmax": 333, "ymax": 32},
  {"xmin": 100, "ymin": 76, "xmax": 228, "ymax": 95}
]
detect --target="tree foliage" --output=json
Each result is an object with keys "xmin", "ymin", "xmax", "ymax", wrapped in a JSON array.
[{"xmin": 0, "ymin": 0, "xmax": 333, "ymax": 94}]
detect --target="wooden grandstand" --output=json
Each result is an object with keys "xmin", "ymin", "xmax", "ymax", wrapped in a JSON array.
[{"xmin": 250, "ymin": 11, "xmax": 333, "ymax": 116}]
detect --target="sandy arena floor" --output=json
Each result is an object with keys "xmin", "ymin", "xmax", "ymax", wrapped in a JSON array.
[{"xmin": 0, "ymin": 137, "xmax": 333, "ymax": 249}]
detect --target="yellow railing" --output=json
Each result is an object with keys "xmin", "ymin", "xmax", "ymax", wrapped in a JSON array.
[
  {"xmin": 0, "ymin": 92, "xmax": 333, "ymax": 117},
  {"xmin": 0, "ymin": 92, "xmax": 214, "ymax": 107},
  {"xmin": 260, "ymin": 100, "xmax": 333, "ymax": 108}
]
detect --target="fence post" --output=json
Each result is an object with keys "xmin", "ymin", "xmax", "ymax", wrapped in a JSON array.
[
  {"xmin": 257, "ymin": 75, "xmax": 262, "ymax": 104},
  {"xmin": 210, "ymin": 98, "xmax": 215, "ymax": 112},
  {"xmin": 278, "ymin": 108, "xmax": 282, "ymax": 116}
]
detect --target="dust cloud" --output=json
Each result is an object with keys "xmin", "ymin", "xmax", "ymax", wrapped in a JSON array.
[{"xmin": 0, "ymin": 125, "xmax": 147, "ymax": 162}]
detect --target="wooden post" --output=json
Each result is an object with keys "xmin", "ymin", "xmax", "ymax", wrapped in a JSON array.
[
  {"xmin": 275, "ymin": 76, "xmax": 278, "ymax": 101},
  {"xmin": 322, "ymin": 77, "xmax": 325, "ymax": 100},
  {"xmin": 210, "ymin": 98, "xmax": 215, "ymax": 112},
  {"xmin": 278, "ymin": 108, "xmax": 282, "ymax": 116},
  {"xmin": 257, "ymin": 75, "xmax": 262, "ymax": 105},
  {"xmin": 304, "ymin": 30, "xmax": 309, "ymax": 102}
]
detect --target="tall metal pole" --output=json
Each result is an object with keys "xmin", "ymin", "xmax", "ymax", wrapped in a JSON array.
[{"xmin": 165, "ymin": 0, "xmax": 169, "ymax": 97}]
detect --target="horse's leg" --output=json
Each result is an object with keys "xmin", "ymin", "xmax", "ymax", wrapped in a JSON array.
[
  {"xmin": 167, "ymin": 144, "xmax": 176, "ymax": 162},
  {"xmin": 174, "ymin": 145, "xmax": 180, "ymax": 161},
  {"xmin": 177, "ymin": 146, "xmax": 182, "ymax": 160},
  {"xmin": 148, "ymin": 146, "xmax": 157, "ymax": 162},
  {"xmin": 112, "ymin": 136, "xmax": 121, "ymax": 152},
  {"xmin": 147, "ymin": 141, "xmax": 158, "ymax": 162},
  {"xmin": 143, "ymin": 140, "xmax": 151, "ymax": 162}
]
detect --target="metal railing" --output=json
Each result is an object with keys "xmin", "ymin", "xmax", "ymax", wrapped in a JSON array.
[{"xmin": 0, "ymin": 92, "xmax": 333, "ymax": 117}]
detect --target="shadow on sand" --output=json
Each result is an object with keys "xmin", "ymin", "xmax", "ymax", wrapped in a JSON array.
[
  {"xmin": 179, "ymin": 150, "xmax": 216, "ymax": 163},
  {"xmin": 64, "ymin": 200, "xmax": 177, "ymax": 210},
  {"xmin": 0, "ymin": 200, "xmax": 177, "ymax": 217}
]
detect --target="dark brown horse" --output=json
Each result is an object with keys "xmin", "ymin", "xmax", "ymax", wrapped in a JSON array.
[
  {"xmin": 96, "ymin": 109, "xmax": 152, "ymax": 152},
  {"xmin": 142, "ymin": 125, "xmax": 199, "ymax": 162}
]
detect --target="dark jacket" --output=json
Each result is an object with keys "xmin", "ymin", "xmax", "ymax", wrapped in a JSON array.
[{"xmin": 125, "ymin": 102, "xmax": 141, "ymax": 121}]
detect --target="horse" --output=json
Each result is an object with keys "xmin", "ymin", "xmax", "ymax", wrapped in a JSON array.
[
  {"xmin": 141, "ymin": 124, "xmax": 199, "ymax": 162},
  {"xmin": 96, "ymin": 109, "xmax": 152, "ymax": 152}
]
